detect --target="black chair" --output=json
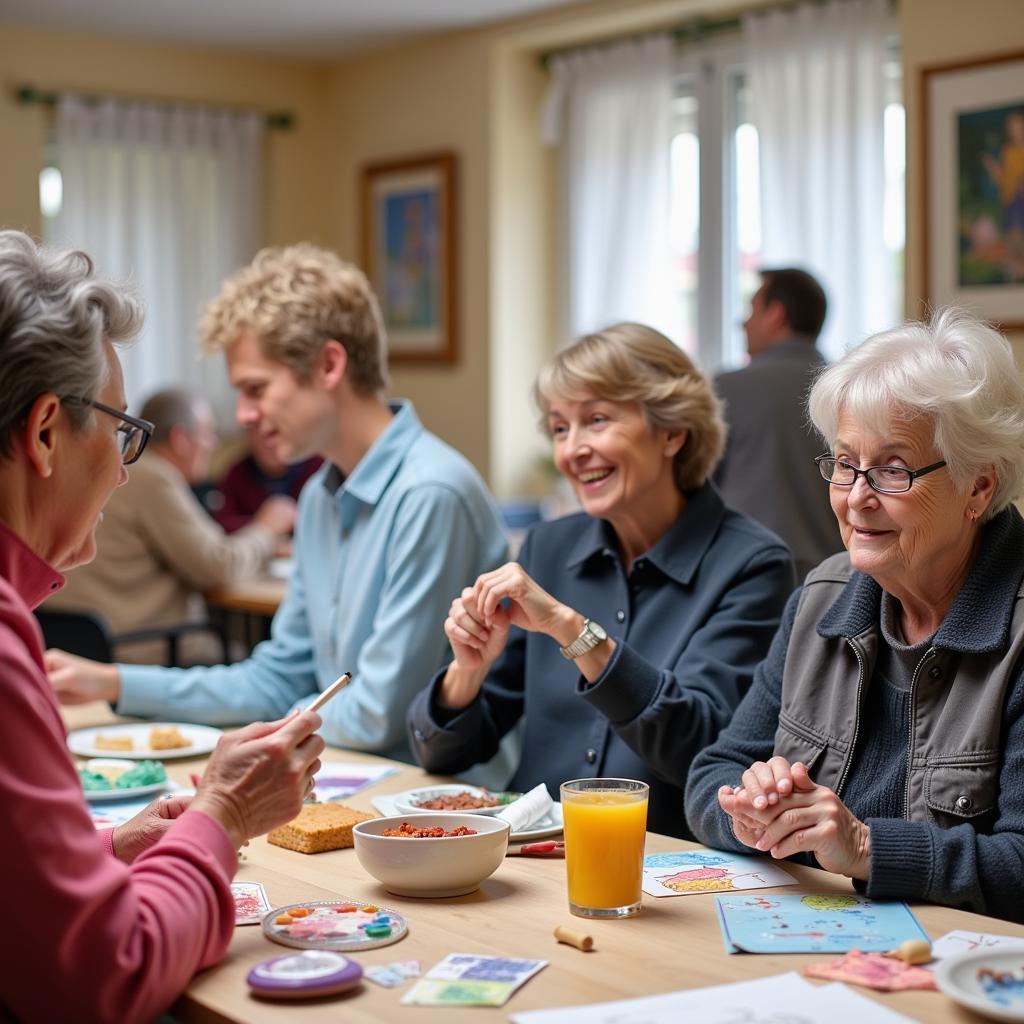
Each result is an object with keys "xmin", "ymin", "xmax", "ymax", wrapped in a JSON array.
[{"xmin": 35, "ymin": 609, "xmax": 229, "ymax": 668}]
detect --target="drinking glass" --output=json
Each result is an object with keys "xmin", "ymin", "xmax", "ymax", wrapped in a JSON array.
[{"xmin": 560, "ymin": 778, "xmax": 649, "ymax": 919}]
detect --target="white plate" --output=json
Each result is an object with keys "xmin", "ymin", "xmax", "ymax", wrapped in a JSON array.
[
  {"xmin": 508, "ymin": 802, "xmax": 563, "ymax": 842},
  {"xmin": 80, "ymin": 759, "xmax": 170, "ymax": 802},
  {"xmin": 393, "ymin": 784, "xmax": 508, "ymax": 816},
  {"xmin": 935, "ymin": 948, "xmax": 1024, "ymax": 1022},
  {"xmin": 68, "ymin": 722, "xmax": 223, "ymax": 760}
]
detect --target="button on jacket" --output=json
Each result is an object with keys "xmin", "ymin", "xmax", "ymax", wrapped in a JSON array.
[{"xmin": 407, "ymin": 483, "xmax": 795, "ymax": 838}]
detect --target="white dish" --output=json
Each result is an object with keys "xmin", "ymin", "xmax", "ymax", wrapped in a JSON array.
[
  {"xmin": 353, "ymin": 813, "xmax": 510, "ymax": 897},
  {"xmin": 68, "ymin": 722, "xmax": 223, "ymax": 760},
  {"xmin": 80, "ymin": 758, "xmax": 170, "ymax": 802},
  {"xmin": 935, "ymin": 948, "xmax": 1024, "ymax": 1022},
  {"xmin": 393, "ymin": 784, "xmax": 508, "ymax": 816},
  {"xmin": 372, "ymin": 793, "xmax": 563, "ymax": 840}
]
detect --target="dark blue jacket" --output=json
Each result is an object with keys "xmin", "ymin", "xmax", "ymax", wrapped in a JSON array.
[{"xmin": 407, "ymin": 483, "xmax": 795, "ymax": 838}]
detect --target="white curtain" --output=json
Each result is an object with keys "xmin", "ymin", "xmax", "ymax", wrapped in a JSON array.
[
  {"xmin": 51, "ymin": 96, "xmax": 265, "ymax": 424},
  {"xmin": 743, "ymin": 0, "xmax": 895, "ymax": 360},
  {"xmin": 541, "ymin": 36, "xmax": 677, "ymax": 343}
]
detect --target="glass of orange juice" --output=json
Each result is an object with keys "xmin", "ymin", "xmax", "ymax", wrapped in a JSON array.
[{"xmin": 560, "ymin": 778, "xmax": 649, "ymax": 919}]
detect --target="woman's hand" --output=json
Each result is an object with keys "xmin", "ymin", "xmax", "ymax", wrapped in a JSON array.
[
  {"xmin": 720, "ymin": 762, "xmax": 871, "ymax": 879},
  {"xmin": 111, "ymin": 795, "xmax": 193, "ymax": 863},
  {"xmin": 45, "ymin": 649, "xmax": 121, "ymax": 705},
  {"xmin": 470, "ymin": 562, "xmax": 576, "ymax": 641},
  {"xmin": 444, "ymin": 585, "xmax": 513, "ymax": 673},
  {"xmin": 189, "ymin": 711, "xmax": 324, "ymax": 849}
]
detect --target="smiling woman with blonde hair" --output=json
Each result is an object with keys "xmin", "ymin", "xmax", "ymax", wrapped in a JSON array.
[
  {"xmin": 408, "ymin": 322, "xmax": 795, "ymax": 839},
  {"xmin": 686, "ymin": 308, "xmax": 1024, "ymax": 923}
]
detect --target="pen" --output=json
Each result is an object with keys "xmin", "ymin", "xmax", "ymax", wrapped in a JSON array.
[{"xmin": 307, "ymin": 671, "xmax": 353, "ymax": 713}]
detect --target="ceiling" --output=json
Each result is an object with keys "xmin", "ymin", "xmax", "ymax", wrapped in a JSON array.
[{"xmin": 0, "ymin": 0, "xmax": 589, "ymax": 60}]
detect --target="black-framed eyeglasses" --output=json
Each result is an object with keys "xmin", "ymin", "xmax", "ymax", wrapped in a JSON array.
[
  {"xmin": 62, "ymin": 397, "xmax": 154, "ymax": 465},
  {"xmin": 815, "ymin": 455, "xmax": 947, "ymax": 494}
]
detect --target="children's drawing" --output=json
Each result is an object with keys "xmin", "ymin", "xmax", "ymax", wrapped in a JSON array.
[{"xmin": 642, "ymin": 849, "xmax": 795, "ymax": 898}]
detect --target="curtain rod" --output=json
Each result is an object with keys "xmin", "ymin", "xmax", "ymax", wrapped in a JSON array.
[{"xmin": 14, "ymin": 84, "xmax": 295, "ymax": 130}]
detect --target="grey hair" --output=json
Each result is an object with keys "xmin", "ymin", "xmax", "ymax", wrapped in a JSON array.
[
  {"xmin": 808, "ymin": 307, "xmax": 1024, "ymax": 520},
  {"xmin": 0, "ymin": 230, "xmax": 143, "ymax": 459}
]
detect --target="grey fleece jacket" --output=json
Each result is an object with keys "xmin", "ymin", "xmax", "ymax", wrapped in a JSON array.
[{"xmin": 685, "ymin": 506, "xmax": 1024, "ymax": 922}]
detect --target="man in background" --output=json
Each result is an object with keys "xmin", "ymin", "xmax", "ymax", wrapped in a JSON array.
[
  {"xmin": 713, "ymin": 267, "xmax": 842, "ymax": 579},
  {"xmin": 47, "ymin": 389, "xmax": 294, "ymax": 663},
  {"xmin": 47, "ymin": 244, "xmax": 509, "ymax": 762}
]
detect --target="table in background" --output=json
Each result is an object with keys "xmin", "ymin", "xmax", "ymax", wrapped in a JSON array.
[
  {"xmin": 64, "ymin": 703, "xmax": 1019, "ymax": 1023},
  {"xmin": 204, "ymin": 577, "xmax": 286, "ymax": 651}
]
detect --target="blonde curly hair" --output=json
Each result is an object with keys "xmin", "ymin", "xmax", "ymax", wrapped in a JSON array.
[
  {"xmin": 534, "ymin": 323, "xmax": 726, "ymax": 492},
  {"xmin": 199, "ymin": 243, "xmax": 388, "ymax": 395}
]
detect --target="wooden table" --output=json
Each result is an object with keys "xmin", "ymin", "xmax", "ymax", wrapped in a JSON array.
[
  {"xmin": 66, "ymin": 704, "xmax": 1021, "ymax": 1023},
  {"xmin": 204, "ymin": 578, "xmax": 286, "ymax": 650}
]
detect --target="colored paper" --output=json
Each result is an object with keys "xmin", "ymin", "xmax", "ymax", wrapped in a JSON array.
[
  {"xmin": 311, "ymin": 762, "xmax": 398, "ymax": 802},
  {"xmin": 231, "ymin": 881, "xmax": 271, "ymax": 925},
  {"xmin": 804, "ymin": 950, "xmax": 937, "ymax": 990},
  {"xmin": 401, "ymin": 954, "xmax": 546, "ymax": 1007},
  {"xmin": 642, "ymin": 848, "xmax": 796, "ymax": 897}
]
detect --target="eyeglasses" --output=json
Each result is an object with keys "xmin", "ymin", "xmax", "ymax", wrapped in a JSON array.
[
  {"xmin": 62, "ymin": 397, "xmax": 154, "ymax": 465},
  {"xmin": 815, "ymin": 455, "xmax": 947, "ymax": 494}
]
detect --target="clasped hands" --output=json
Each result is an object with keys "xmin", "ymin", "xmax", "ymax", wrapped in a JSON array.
[{"xmin": 718, "ymin": 756, "xmax": 871, "ymax": 880}]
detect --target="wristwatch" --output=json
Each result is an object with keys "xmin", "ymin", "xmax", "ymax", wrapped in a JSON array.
[{"xmin": 559, "ymin": 618, "xmax": 608, "ymax": 660}]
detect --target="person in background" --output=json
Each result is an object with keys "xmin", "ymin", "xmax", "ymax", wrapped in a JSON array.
[
  {"xmin": 0, "ymin": 229, "xmax": 323, "ymax": 1023},
  {"xmin": 687, "ymin": 308, "xmax": 1024, "ymax": 923},
  {"xmin": 46, "ymin": 387, "xmax": 294, "ymax": 664},
  {"xmin": 714, "ymin": 267, "xmax": 842, "ymax": 578},
  {"xmin": 408, "ymin": 323, "xmax": 795, "ymax": 839},
  {"xmin": 47, "ymin": 243, "xmax": 508, "ymax": 760},
  {"xmin": 207, "ymin": 425, "xmax": 321, "ymax": 534}
]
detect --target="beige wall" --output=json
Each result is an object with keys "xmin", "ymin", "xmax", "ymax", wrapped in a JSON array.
[{"xmin": 901, "ymin": 0, "xmax": 1024, "ymax": 354}]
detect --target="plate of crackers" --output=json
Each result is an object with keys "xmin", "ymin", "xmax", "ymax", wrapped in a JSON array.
[{"xmin": 67, "ymin": 722, "xmax": 222, "ymax": 760}]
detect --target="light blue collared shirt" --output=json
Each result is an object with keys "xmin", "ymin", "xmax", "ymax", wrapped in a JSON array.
[{"xmin": 118, "ymin": 401, "xmax": 509, "ymax": 760}]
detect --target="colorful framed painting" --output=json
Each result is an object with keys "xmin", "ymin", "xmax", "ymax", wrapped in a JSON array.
[
  {"xmin": 922, "ymin": 50, "xmax": 1024, "ymax": 329},
  {"xmin": 361, "ymin": 152, "xmax": 457, "ymax": 363}
]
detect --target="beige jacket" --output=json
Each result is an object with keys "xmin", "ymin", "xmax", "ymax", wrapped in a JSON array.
[{"xmin": 47, "ymin": 452, "xmax": 275, "ymax": 664}]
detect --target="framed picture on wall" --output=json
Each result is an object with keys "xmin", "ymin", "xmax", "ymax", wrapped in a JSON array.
[
  {"xmin": 361, "ymin": 151, "xmax": 457, "ymax": 363},
  {"xmin": 922, "ymin": 50, "xmax": 1024, "ymax": 329}
]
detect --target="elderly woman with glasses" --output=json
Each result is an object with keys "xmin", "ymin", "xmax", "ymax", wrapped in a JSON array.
[
  {"xmin": 685, "ymin": 308, "xmax": 1024, "ymax": 922},
  {"xmin": 0, "ymin": 230, "xmax": 324, "ymax": 1023}
]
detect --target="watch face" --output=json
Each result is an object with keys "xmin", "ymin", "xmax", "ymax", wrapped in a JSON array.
[{"xmin": 587, "ymin": 620, "xmax": 607, "ymax": 642}]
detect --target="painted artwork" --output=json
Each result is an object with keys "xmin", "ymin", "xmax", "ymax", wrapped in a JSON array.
[
  {"xmin": 715, "ymin": 892, "xmax": 930, "ymax": 954},
  {"xmin": 362, "ymin": 152, "xmax": 456, "ymax": 362},
  {"xmin": 957, "ymin": 103, "xmax": 1024, "ymax": 286},
  {"xmin": 641, "ymin": 849, "xmax": 795, "ymax": 897}
]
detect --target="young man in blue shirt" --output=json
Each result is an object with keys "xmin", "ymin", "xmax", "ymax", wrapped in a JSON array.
[{"xmin": 47, "ymin": 244, "xmax": 508, "ymax": 760}]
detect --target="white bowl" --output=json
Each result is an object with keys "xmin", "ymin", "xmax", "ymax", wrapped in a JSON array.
[
  {"xmin": 352, "ymin": 813, "xmax": 510, "ymax": 897},
  {"xmin": 392, "ymin": 783, "xmax": 507, "ymax": 816}
]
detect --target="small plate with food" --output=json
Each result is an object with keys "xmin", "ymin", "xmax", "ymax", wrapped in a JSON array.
[
  {"xmin": 392, "ymin": 784, "xmax": 516, "ymax": 816},
  {"xmin": 79, "ymin": 758, "xmax": 170, "ymax": 801},
  {"xmin": 67, "ymin": 722, "xmax": 222, "ymax": 760}
]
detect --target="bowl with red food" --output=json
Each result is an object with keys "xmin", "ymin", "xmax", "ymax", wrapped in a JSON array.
[
  {"xmin": 352, "ymin": 813, "xmax": 511, "ymax": 897},
  {"xmin": 392, "ymin": 783, "xmax": 518, "ymax": 816}
]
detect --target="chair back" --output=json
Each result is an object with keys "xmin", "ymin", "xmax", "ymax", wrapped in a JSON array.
[{"xmin": 34, "ymin": 609, "xmax": 114, "ymax": 663}]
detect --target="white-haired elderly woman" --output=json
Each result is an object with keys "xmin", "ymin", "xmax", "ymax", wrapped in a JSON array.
[
  {"xmin": 686, "ymin": 308, "xmax": 1024, "ymax": 922},
  {"xmin": 0, "ymin": 229, "xmax": 324, "ymax": 1023},
  {"xmin": 408, "ymin": 323, "xmax": 795, "ymax": 839}
]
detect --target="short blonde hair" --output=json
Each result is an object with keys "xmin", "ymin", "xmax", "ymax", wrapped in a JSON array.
[
  {"xmin": 808, "ymin": 307, "xmax": 1024, "ymax": 520},
  {"xmin": 200, "ymin": 243, "xmax": 388, "ymax": 395},
  {"xmin": 534, "ymin": 322, "xmax": 725, "ymax": 492}
]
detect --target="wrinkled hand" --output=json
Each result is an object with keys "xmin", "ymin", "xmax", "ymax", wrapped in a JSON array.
[
  {"xmin": 719, "ymin": 762, "xmax": 871, "ymax": 879},
  {"xmin": 444, "ymin": 586, "xmax": 512, "ymax": 674},
  {"xmin": 112, "ymin": 795, "xmax": 192, "ymax": 864},
  {"xmin": 470, "ymin": 562, "xmax": 571, "ymax": 638},
  {"xmin": 189, "ymin": 711, "xmax": 324, "ymax": 849},
  {"xmin": 45, "ymin": 648, "xmax": 120, "ymax": 705}
]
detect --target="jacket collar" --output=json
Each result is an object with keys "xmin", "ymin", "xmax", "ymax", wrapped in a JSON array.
[
  {"xmin": 817, "ymin": 505, "xmax": 1024, "ymax": 653},
  {"xmin": 564, "ymin": 482, "xmax": 727, "ymax": 586},
  {"xmin": 0, "ymin": 518, "xmax": 64, "ymax": 610},
  {"xmin": 322, "ymin": 400, "xmax": 421, "ymax": 506},
  {"xmin": 752, "ymin": 337, "xmax": 824, "ymax": 365}
]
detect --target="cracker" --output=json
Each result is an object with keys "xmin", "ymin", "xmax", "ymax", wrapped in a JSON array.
[
  {"xmin": 95, "ymin": 734, "xmax": 134, "ymax": 752},
  {"xmin": 149, "ymin": 725, "xmax": 190, "ymax": 750},
  {"xmin": 267, "ymin": 803, "xmax": 375, "ymax": 854}
]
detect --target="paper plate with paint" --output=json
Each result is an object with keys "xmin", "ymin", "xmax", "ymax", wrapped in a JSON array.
[
  {"xmin": 935, "ymin": 948, "xmax": 1024, "ymax": 1022},
  {"xmin": 79, "ymin": 758, "xmax": 169, "ymax": 801},
  {"xmin": 263, "ymin": 899, "xmax": 408, "ymax": 952}
]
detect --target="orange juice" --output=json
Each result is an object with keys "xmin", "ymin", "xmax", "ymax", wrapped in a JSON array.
[{"xmin": 561, "ymin": 786, "xmax": 648, "ymax": 915}]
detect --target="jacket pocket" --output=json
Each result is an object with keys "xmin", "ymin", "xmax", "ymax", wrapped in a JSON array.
[
  {"xmin": 924, "ymin": 760, "xmax": 999, "ymax": 828},
  {"xmin": 774, "ymin": 714, "xmax": 828, "ymax": 777}
]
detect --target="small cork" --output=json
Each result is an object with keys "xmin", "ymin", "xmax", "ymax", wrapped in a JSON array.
[
  {"xmin": 886, "ymin": 939, "xmax": 932, "ymax": 965},
  {"xmin": 554, "ymin": 924, "xmax": 594, "ymax": 952}
]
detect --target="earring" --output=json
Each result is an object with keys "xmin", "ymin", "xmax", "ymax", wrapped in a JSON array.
[{"xmin": 968, "ymin": 508, "xmax": 979, "ymax": 521}]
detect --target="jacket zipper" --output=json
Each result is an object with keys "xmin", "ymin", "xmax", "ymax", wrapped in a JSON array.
[
  {"xmin": 835, "ymin": 637, "xmax": 867, "ymax": 799},
  {"xmin": 904, "ymin": 647, "xmax": 936, "ymax": 820}
]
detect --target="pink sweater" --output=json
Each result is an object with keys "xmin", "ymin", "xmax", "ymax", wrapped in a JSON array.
[{"xmin": 0, "ymin": 520, "xmax": 237, "ymax": 1024}]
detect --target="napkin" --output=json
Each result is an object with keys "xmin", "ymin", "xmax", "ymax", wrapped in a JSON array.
[{"xmin": 497, "ymin": 783, "xmax": 553, "ymax": 833}]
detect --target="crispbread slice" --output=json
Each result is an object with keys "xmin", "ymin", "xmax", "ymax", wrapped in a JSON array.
[{"xmin": 267, "ymin": 803, "xmax": 375, "ymax": 854}]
